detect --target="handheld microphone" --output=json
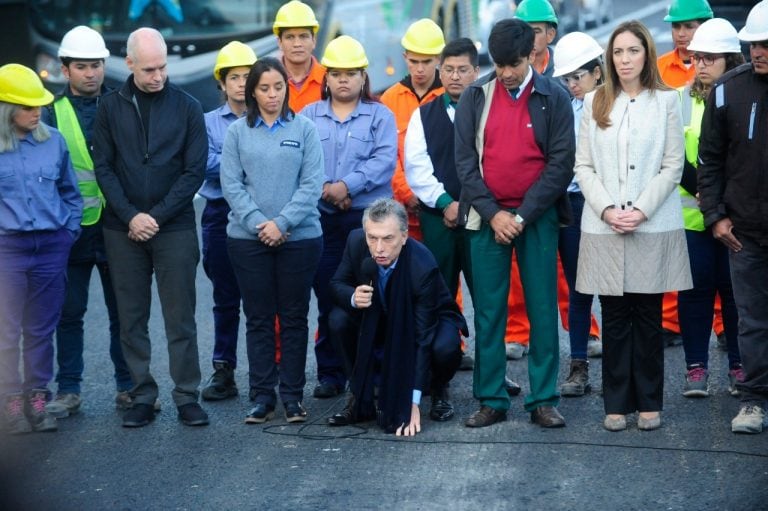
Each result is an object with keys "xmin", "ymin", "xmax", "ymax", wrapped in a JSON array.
[{"xmin": 360, "ymin": 257, "xmax": 378, "ymax": 287}]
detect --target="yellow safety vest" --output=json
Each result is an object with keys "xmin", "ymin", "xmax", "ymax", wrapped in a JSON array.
[
  {"xmin": 53, "ymin": 97, "xmax": 105, "ymax": 226},
  {"xmin": 679, "ymin": 89, "xmax": 705, "ymax": 232}
]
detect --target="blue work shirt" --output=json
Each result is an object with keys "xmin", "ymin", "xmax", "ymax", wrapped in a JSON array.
[
  {"xmin": 300, "ymin": 99, "xmax": 397, "ymax": 214},
  {"xmin": 200, "ymin": 102, "xmax": 244, "ymax": 201},
  {"xmin": 0, "ymin": 128, "xmax": 83, "ymax": 235}
]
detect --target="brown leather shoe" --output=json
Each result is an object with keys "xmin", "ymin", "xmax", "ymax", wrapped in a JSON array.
[
  {"xmin": 465, "ymin": 405, "xmax": 507, "ymax": 428},
  {"xmin": 530, "ymin": 405, "xmax": 566, "ymax": 428}
]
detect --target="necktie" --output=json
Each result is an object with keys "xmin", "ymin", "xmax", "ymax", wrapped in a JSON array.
[{"xmin": 509, "ymin": 87, "xmax": 520, "ymax": 100}]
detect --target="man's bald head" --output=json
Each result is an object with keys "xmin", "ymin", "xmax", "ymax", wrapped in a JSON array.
[{"xmin": 126, "ymin": 28, "xmax": 168, "ymax": 93}]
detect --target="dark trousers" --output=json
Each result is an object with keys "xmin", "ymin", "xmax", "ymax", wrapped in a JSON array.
[
  {"xmin": 728, "ymin": 234, "xmax": 768, "ymax": 403},
  {"xmin": 313, "ymin": 210, "xmax": 363, "ymax": 388},
  {"xmin": 558, "ymin": 192, "xmax": 596, "ymax": 359},
  {"xmin": 103, "ymin": 228, "xmax": 201, "ymax": 407},
  {"xmin": 228, "ymin": 236, "xmax": 322, "ymax": 406},
  {"xmin": 328, "ymin": 306, "xmax": 462, "ymax": 393},
  {"xmin": 599, "ymin": 293, "xmax": 664, "ymax": 414},
  {"xmin": 201, "ymin": 199, "xmax": 242, "ymax": 368},
  {"xmin": 0, "ymin": 230, "xmax": 73, "ymax": 395},
  {"xmin": 678, "ymin": 229, "xmax": 740, "ymax": 369},
  {"xmin": 55, "ymin": 257, "xmax": 131, "ymax": 394}
]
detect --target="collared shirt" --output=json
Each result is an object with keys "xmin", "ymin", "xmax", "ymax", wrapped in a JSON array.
[
  {"xmin": 0, "ymin": 130, "xmax": 83, "ymax": 234},
  {"xmin": 508, "ymin": 66, "xmax": 534, "ymax": 100},
  {"xmin": 286, "ymin": 56, "xmax": 325, "ymax": 113},
  {"xmin": 657, "ymin": 49, "xmax": 695, "ymax": 88},
  {"xmin": 568, "ymin": 98, "xmax": 584, "ymax": 193},
  {"xmin": 300, "ymin": 99, "xmax": 397, "ymax": 214},
  {"xmin": 201, "ymin": 102, "xmax": 243, "ymax": 200},
  {"xmin": 253, "ymin": 115, "xmax": 286, "ymax": 132}
]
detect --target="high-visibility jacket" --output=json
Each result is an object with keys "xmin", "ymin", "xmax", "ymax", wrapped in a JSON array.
[
  {"xmin": 287, "ymin": 56, "xmax": 325, "ymax": 113},
  {"xmin": 658, "ymin": 49, "xmax": 696, "ymax": 88},
  {"xmin": 53, "ymin": 96, "xmax": 104, "ymax": 226},
  {"xmin": 679, "ymin": 87, "xmax": 705, "ymax": 231},
  {"xmin": 380, "ymin": 80, "xmax": 444, "ymax": 206}
]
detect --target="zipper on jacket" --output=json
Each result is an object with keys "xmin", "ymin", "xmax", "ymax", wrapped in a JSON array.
[{"xmin": 748, "ymin": 102, "xmax": 756, "ymax": 140}]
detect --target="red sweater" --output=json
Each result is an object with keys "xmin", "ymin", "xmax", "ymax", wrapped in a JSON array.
[{"xmin": 482, "ymin": 80, "xmax": 545, "ymax": 208}]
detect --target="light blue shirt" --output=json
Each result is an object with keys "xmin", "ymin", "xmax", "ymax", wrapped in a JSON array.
[
  {"xmin": 300, "ymin": 99, "xmax": 397, "ymax": 214},
  {"xmin": 568, "ymin": 98, "xmax": 584, "ymax": 193},
  {"xmin": 201, "ymin": 102, "xmax": 242, "ymax": 201},
  {"xmin": 0, "ymin": 128, "xmax": 83, "ymax": 235}
]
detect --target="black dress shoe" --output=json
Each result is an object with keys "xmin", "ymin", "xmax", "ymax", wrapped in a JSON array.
[
  {"xmin": 505, "ymin": 376, "xmax": 522, "ymax": 397},
  {"xmin": 284, "ymin": 401, "xmax": 308, "ymax": 423},
  {"xmin": 429, "ymin": 387, "xmax": 454, "ymax": 421},
  {"xmin": 458, "ymin": 353, "xmax": 474, "ymax": 371},
  {"xmin": 465, "ymin": 405, "xmax": 506, "ymax": 428},
  {"xmin": 327, "ymin": 395, "xmax": 375, "ymax": 426},
  {"xmin": 245, "ymin": 403, "xmax": 275, "ymax": 424},
  {"xmin": 530, "ymin": 405, "xmax": 565, "ymax": 428},
  {"xmin": 122, "ymin": 403, "xmax": 156, "ymax": 428},
  {"xmin": 313, "ymin": 382, "xmax": 342, "ymax": 399},
  {"xmin": 177, "ymin": 402, "xmax": 209, "ymax": 426}
]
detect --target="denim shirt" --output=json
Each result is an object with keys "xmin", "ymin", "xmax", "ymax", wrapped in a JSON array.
[
  {"xmin": 300, "ymin": 99, "xmax": 397, "ymax": 214},
  {"xmin": 200, "ymin": 102, "xmax": 243, "ymax": 201},
  {"xmin": 0, "ymin": 128, "xmax": 83, "ymax": 235}
]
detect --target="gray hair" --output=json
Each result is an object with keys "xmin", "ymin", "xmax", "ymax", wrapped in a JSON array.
[
  {"xmin": 126, "ymin": 27, "xmax": 167, "ymax": 61},
  {"xmin": 362, "ymin": 198, "xmax": 408, "ymax": 232},
  {"xmin": 0, "ymin": 101, "xmax": 50, "ymax": 153}
]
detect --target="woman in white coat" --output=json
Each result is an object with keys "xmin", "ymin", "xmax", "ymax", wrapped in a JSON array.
[{"xmin": 574, "ymin": 21, "xmax": 691, "ymax": 432}]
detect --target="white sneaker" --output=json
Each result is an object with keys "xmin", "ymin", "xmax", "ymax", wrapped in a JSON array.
[
  {"xmin": 505, "ymin": 342, "xmax": 528, "ymax": 360},
  {"xmin": 731, "ymin": 404, "xmax": 767, "ymax": 434},
  {"xmin": 44, "ymin": 393, "xmax": 81, "ymax": 418}
]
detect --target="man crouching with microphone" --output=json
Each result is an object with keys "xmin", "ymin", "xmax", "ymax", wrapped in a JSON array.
[{"xmin": 327, "ymin": 198, "xmax": 467, "ymax": 435}]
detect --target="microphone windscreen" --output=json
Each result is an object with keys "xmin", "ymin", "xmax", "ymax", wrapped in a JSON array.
[{"xmin": 360, "ymin": 257, "xmax": 378, "ymax": 285}]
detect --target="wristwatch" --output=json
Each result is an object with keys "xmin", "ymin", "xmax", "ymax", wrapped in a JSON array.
[{"xmin": 514, "ymin": 213, "xmax": 524, "ymax": 224}]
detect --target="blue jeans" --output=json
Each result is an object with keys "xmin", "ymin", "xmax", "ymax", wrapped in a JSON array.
[
  {"xmin": 728, "ymin": 233, "xmax": 768, "ymax": 403},
  {"xmin": 0, "ymin": 230, "xmax": 73, "ymax": 395},
  {"xmin": 558, "ymin": 192, "xmax": 596, "ymax": 359},
  {"xmin": 678, "ymin": 229, "xmax": 740, "ymax": 369},
  {"xmin": 228, "ymin": 236, "xmax": 322, "ymax": 406},
  {"xmin": 312, "ymin": 210, "xmax": 363, "ymax": 389},
  {"xmin": 202, "ymin": 199, "xmax": 242, "ymax": 368},
  {"xmin": 55, "ymin": 259, "xmax": 131, "ymax": 394}
]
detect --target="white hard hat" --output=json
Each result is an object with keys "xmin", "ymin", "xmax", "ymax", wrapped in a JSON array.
[
  {"xmin": 687, "ymin": 18, "xmax": 741, "ymax": 54},
  {"xmin": 552, "ymin": 32, "xmax": 603, "ymax": 78},
  {"xmin": 58, "ymin": 25, "xmax": 110, "ymax": 59},
  {"xmin": 738, "ymin": 0, "xmax": 768, "ymax": 42}
]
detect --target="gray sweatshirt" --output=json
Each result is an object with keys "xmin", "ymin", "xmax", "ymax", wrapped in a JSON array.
[{"xmin": 221, "ymin": 114, "xmax": 323, "ymax": 241}]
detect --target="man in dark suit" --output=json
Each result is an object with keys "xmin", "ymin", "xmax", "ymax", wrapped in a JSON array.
[{"xmin": 327, "ymin": 199, "xmax": 466, "ymax": 435}]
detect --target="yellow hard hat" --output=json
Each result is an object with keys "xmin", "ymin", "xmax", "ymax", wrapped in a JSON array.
[
  {"xmin": 272, "ymin": 0, "xmax": 319, "ymax": 36},
  {"xmin": 214, "ymin": 41, "xmax": 257, "ymax": 81},
  {"xmin": 0, "ymin": 63, "xmax": 54, "ymax": 107},
  {"xmin": 401, "ymin": 18, "xmax": 445, "ymax": 55},
  {"xmin": 321, "ymin": 35, "xmax": 369, "ymax": 69}
]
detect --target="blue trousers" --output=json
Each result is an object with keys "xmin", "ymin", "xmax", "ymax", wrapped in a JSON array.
[
  {"xmin": 312, "ymin": 210, "xmax": 363, "ymax": 389},
  {"xmin": 678, "ymin": 229, "xmax": 740, "ymax": 369},
  {"xmin": 558, "ymin": 192, "xmax": 596, "ymax": 360},
  {"xmin": 0, "ymin": 230, "xmax": 73, "ymax": 395},
  {"xmin": 201, "ymin": 199, "xmax": 242, "ymax": 368},
  {"xmin": 228, "ymin": 236, "xmax": 322, "ymax": 406}
]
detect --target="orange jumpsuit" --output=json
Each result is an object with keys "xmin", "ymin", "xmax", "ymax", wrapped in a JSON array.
[{"xmin": 286, "ymin": 56, "xmax": 325, "ymax": 113}]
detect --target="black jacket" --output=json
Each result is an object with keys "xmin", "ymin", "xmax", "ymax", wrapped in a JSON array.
[
  {"xmin": 93, "ymin": 76, "xmax": 206, "ymax": 231},
  {"xmin": 454, "ymin": 69, "xmax": 574, "ymax": 227},
  {"xmin": 698, "ymin": 63, "xmax": 768, "ymax": 244}
]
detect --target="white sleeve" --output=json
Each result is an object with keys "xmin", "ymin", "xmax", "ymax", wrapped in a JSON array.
[{"xmin": 404, "ymin": 108, "xmax": 448, "ymax": 208}]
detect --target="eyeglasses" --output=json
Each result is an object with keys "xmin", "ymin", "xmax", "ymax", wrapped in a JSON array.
[
  {"xmin": 440, "ymin": 66, "xmax": 474, "ymax": 78},
  {"xmin": 691, "ymin": 53, "xmax": 724, "ymax": 66},
  {"xmin": 560, "ymin": 70, "xmax": 590, "ymax": 85}
]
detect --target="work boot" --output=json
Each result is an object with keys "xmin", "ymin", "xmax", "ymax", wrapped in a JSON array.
[
  {"xmin": 4, "ymin": 393, "xmax": 32, "ymax": 435},
  {"xmin": 201, "ymin": 361, "xmax": 238, "ymax": 401},
  {"xmin": 45, "ymin": 393, "xmax": 82, "ymax": 418},
  {"xmin": 560, "ymin": 359, "xmax": 590, "ymax": 397},
  {"xmin": 24, "ymin": 389, "xmax": 57, "ymax": 432}
]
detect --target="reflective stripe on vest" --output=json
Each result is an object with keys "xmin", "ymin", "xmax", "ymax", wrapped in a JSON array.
[
  {"xmin": 678, "ymin": 91, "xmax": 705, "ymax": 231},
  {"xmin": 53, "ymin": 97, "xmax": 104, "ymax": 225}
]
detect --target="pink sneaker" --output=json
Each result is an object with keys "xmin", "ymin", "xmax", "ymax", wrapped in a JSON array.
[{"xmin": 728, "ymin": 367, "xmax": 745, "ymax": 397}]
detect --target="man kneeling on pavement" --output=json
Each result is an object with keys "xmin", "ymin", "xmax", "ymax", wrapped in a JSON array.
[{"xmin": 326, "ymin": 199, "xmax": 467, "ymax": 435}]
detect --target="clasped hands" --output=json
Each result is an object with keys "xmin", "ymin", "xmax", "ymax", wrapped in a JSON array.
[
  {"xmin": 490, "ymin": 210, "xmax": 524, "ymax": 245},
  {"xmin": 257, "ymin": 220, "xmax": 288, "ymax": 247},
  {"xmin": 602, "ymin": 207, "xmax": 647, "ymax": 234},
  {"xmin": 323, "ymin": 181, "xmax": 351, "ymax": 211},
  {"xmin": 128, "ymin": 213, "xmax": 159, "ymax": 242}
]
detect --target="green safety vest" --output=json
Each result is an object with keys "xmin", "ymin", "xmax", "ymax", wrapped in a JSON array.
[
  {"xmin": 53, "ymin": 97, "xmax": 105, "ymax": 226},
  {"xmin": 679, "ymin": 88, "xmax": 705, "ymax": 232}
]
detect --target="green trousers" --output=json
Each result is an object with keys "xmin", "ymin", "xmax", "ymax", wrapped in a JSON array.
[
  {"xmin": 418, "ymin": 209, "xmax": 473, "ymax": 299},
  {"xmin": 467, "ymin": 207, "xmax": 560, "ymax": 412}
]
